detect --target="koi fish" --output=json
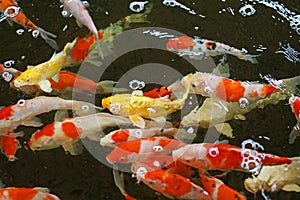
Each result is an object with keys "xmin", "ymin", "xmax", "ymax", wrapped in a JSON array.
[
  {"xmin": 0, "ymin": 131, "xmax": 23, "ymax": 161},
  {"xmin": 133, "ymin": 167, "xmax": 212, "ymax": 200},
  {"xmin": 106, "ymin": 137, "xmax": 186, "ymax": 164},
  {"xmin": 0, "ymin": 0, "xmax": 57, "ymax": 49},
  {"xmin": 187, "ymin": 72, "xmax": 279, "ymax": 104},
  {"xmin": 199, "ymin": 171, "xmax": 247, "ymax": 200},
  {"xmin": 13, "ymin": 41, "xmax": 75, "ymax": 93},
  {"xmin": 100, "ymin": 127, "xmax": 194, "ymax": 147},
  {"xmin": 0, "ymin": 187, "xmax": 60, "ymax": 200},
  {"xmin": 0, "ymin": 96, "xmax": 100, "ymax": 134},
  {"xmin": 102, "ymin": 79, "xmax": 190, "ymax": 128},
  {"xmin": 166, "ymin": 36, "xmax": 258, "ymax": 63},
  {"xmin": 172, "ymin": 143, "xmax": 292, "ymax": 174},
  {"xmin": 143, "ymin": 87, "xmax": 172, "ymax": 99},
  {"xmin": 28, "ymin": 113, "xmax": 132, "ymax": 155},
  {"xmin": 288, "ymin": 96, "xmax": 300, "ymax": 144},
  {"xmin": 60, "ymin": 0, "xmax": 104, "ymax": 59}
]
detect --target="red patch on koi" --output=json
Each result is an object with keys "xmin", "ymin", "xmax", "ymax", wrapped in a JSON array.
[
  {"xmin": 248, "ymin": 91, "xmax": 259, "ymax": 97},
  {"xmin": 166, "ymin": 36, "xmax": 196, "ymax": 50},
  {"xmin": 1, "ymin": 136, "xmax": 19, "ymax": 159},
  {"xmin": 143, "ymin": 87, "xmax": 172, "ymax": 98},
  {"xmin": 61, "ymin": 122, "xmax": 81, "ymax": 139},
  {"xmin": 215, "ymin": 78, "xmax": 245, "ymax": 102},
  {"xmin": 111, "ymin": 130, "xmax": 129, "ymax": 143},
  {"xmin": 34, "ymin": 124, "xmax": 55, "ymax": 140},
  {"xmin": 261, "ymin": 85, "xmax": 278, "ymax": 97},
  {"xmin": 0, "ymin": 105, "xmax": 14, "ymax": 120},
  {"xmin": 292, "ymin": 97, "xmax": 300, "ymax": 116},
  {"xmin": 70, "ymin": 31, "xmax": 104, "ymax": 61}
]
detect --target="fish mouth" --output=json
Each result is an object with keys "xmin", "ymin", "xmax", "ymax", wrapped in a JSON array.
[{"xmin": 13, "ymin": 80, "xmax": 23, "ymax": 88}]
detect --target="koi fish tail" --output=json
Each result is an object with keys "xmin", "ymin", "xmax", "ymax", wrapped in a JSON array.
[
  {"xmin": 283, "ymin": 75, "xmax": 300, "ymax": 95},
  {"xmin": 289, "ymin": 124, "xmax": 300, "ymax": 144},
  {"xmin": 240, "ymin": 54, "xmax": 259, "ymax": 64},
  {"xmin": 113, "ymin": 168, "xmax": 136, "ymax": 200},
  {"xmin": 37, "ymin": 27, "xmax": 58, "ymax": 50},
  {"xmin": 96, "ymin": 80, "xmax": 128, "ymax": 94}
]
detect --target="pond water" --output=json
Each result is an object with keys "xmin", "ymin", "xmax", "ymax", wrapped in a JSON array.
[{"xmin": 0, "ymin": 0, "xmax": 299, "ymax": 199}]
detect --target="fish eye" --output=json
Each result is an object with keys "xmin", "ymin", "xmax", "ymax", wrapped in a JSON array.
[
  {"xmin": 17, "ymin": 99, "xmax": 26, "ymax": 106},
  {"xmin": 119, "ymin": 157, "xmax": 126, "ymax": 161}
]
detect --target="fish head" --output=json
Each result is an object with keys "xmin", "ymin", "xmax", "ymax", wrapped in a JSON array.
[
  {"xmin": 289, "ymin": 96, "xmax": 300, "ymax": 118},
  {"xmin": 166, "ymin": 36, "xmax": 196, "ymax": 51},
  {"xmin": 28, "ymin": 124, "xmax": 60, "ymax": 151},
  {"xmin": 102, "ymin": 94, "xmax": 131, "ymax": 114},
  {"xmin": 13, "ymin": 71, "xmax": 39, "ymax": 88}
]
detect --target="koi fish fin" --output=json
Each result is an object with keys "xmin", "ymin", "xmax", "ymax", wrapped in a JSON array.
[
  {"xmin": 21, "ymin": 117, "xmax": 43, "ymax": 127},
  {"xmin": 95, "ymin": 38, "xmax": 104, "ymax": 60},
  {"xmin": 129, "ymin": 114, "xmax": 145, "ymax": 128},
  {"xmin": 242, "ymin": 54, "xmax": 259, "ymax": 64},
  {"xmin": 54, "ymin": 110, "xmax": 69, "ymax": 122},
  {"xmin": 6, "ymin": 19, "xmax": 14, "ymax": 27},
  {"xmin": 96, "ymin": 80, "xmax": 128, "ymax": 94},
  {"xmin": 8, "ymin": 131, "xmax": 25, "ymax": 138},
  {"xmin": 76, "ymin": 20, "xmax": 83, "ymax": 28},
  {"xmin": 39, "ymin": 80, "xmax": 52, "ymax": 93},
  {"xmin": 113, "ymin": 168, "xmax": 137, "ymax": 200},
  {"xmin": 152, "ymin": 116, "xmax": 166, "ymax": 125},
  {"xmin": 62, "ymin": 140, "xmax": 83, "ymax": 155},
  {"xmin": 37, "ymin": 27, "xmax": 58, "ymax": 50},
  {"xmin": 51, "ymin": 73, "xmax": 60, "ymax": 83},
  {"xmin": 86, "ymin": 132, "xmax": 104, "ymax": 141},
  {"xmin": 214, "ymin": 123, "xmax": 234, "ymax": 138},
  {"xmin": 282, "ymin": 184, "xmax": 300, "ymax": 192},
  {"xmin": 289, "ymin": 124, "xmax": 300, "ymax": 144},
  {"xmin": 33, "ymin": 187, "xmax": 51, "ymax": 193},
  {"xmin": 212, "ymin": 61, "xmax": 230, "ymax": 78}
]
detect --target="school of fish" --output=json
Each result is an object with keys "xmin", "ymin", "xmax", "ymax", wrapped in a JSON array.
[{"xmin": 0, "ymin": 1, "xmax": 299, "ymax": 200}]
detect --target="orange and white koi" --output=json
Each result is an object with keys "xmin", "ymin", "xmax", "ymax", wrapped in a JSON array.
[
  {"xmin": 133, "ymin": 167, "xmax": 212, "ymax": 200},
  {"xmin": 0, "ymin": 131, "xmax": 23, "ymax": 161},
  {"xmin": 172, "ymin": 142, "xmax": 292, "ymax": 175},
  {"xmin": 166, "ymin": 36, "xmax": 258, "ymax": 63},
  {"xmin": 0, "ymin": 96, "xmax": 99, "ymax": 134},
  {"xmin": 0, "ymin": 187, "xmax": 60, "ymax": 200},
  {"xmin": 60, "ymin": 0, "xmax": 104, "ymax": 59},
  {"xmin": 0, "ymin": 0, "xmax": 57, "ymax": 49},
  {"xmin": 106, "ymin": 137, "xmax": 186, "ymax": 164},
  {"xmin": 143, "ymin": 86, "xmax": 172, "ymax": 99},
  {"xmin": 199, "ymin": 171, "xmax": 247, "ymax": 200},
  {"xmin": 288, "ymin": 96, "xmax": 300, "ymax": 144},
  {"xmin": 28, "ymin": 113, "xmax": 132, "ymax": 155},
  {"xmin": 187, "ymin": 72, "xmax": 279, "ymax": 105}
]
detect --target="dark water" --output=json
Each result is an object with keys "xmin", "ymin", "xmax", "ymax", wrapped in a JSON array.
[{"xmin": 0, "ymin": 0, "xmax": 300, "ymax": 199}]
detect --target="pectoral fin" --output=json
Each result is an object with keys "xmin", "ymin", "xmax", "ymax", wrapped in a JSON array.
[
  {"xmin": 289, "ymin": 124, "xmax": 300, "ymax": 144},
  {"xmin": 39, "ymin": 80, "xmax": 52, "ymax": 93},
  {"xmin": 129, "ymin": 114, "xmax": 145, "ymax": 128},
  {"xmin": 282, "ymin": 184, "xmax": 300, "ymax": 192},
  {"xmin": 21, "ymin": 117, "xmax": 43, "ymax": 127},
  {"xmin": 62, "ymin": 140, "xmax": 83, "ymax": 155},
  {"xmin": 54, "ymin": 110, "xmax": 69, "ymax": 122},
  {"xmin": 51, "ymin": 73, "xmax": 60, "ymax": 83},
  {"xmin": 214, "ymin": 123, "xmax": 234, "ymax": 138},
  {"xmin": 76, "ymin": 20, "xmax": 83, "ymax": 28}
]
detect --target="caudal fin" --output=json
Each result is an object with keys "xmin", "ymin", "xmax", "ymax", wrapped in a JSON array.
[{"xmin": 37, "ymin": 27, "xmax": 58, "ymax": 50}]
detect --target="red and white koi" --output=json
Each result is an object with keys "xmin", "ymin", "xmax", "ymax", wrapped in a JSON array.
[
  {"xmin": 199, "ymin": 171, "xmax": 247, "ymax": 200},
  {"xmin": 172, "ymin": 141, "xmax": 292, "ymax": 175},
  {"xmin": 133, "ymin": 167, "xmax": 212, "ymax": 200},
  {"xmin": 166, "ymin": 36, "xmax": 258, "ymax": 63},
  {"xmin": 0, "ymin": 131, "xmax": 23, "ymax": 161},
  {"xmin": 0, "ymin": 187, "xmax": 60, "ymax": 200},
  {"xmin": 100, "ymin": 127, "xmax": 192, "ymax": 147},
  {"xmin": 60, "ymin": 0, "xmax": 104, "ymax": 58},
  {"xmin": 0, "ymin": 96, "xmax": 100, "ymax": 134},
  {"xmin": 288, "ymin": 96, "xmax": 300, "ymax": 144},
  {"xmin": 0, "ymin": 0, "xmax": 57, "ymax": 49},
  {"xmin": 106, "ymin": 137, "xmax": 186, "ymax": 164},
  {"xmin": 187, "ymin": 72, "xmax": 279, "ymax": 106},
  {"xmin": 28, "ymin": 113, "xmax": 132, "ymax": 155}
]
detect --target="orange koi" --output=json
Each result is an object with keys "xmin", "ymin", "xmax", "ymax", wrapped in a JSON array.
[
  {"xmin": 0, "ymin": 131, "xmax": 23, "ymax": 161},
  {"xmin": 187, "ymin": 72, "xmax": 278, "ymax": 105},
  {"xmin": 0, "ymin": 187, "xmax": 60, "ymax": 200},
  {"xmin": 28, "ymin": 113, "xmax": 131, "ymax": 155},
  {"xmin": 0, "ymin": 0, "xmax": 57, "ymax": 49},
  {"xmin": 133, "ymin": 167, "xmax": 212, "ymax": 200},
  {"xmin": 166, "ymin": 36, "xmax": 258, "ymax": 63},
  {"xmin": 143, "ymin": 86, "xmax": 172, "ymax": 99},
  {"xmin": 288, "ymin": 96, "xmax": 300, "ymax": 144},
  {"xmin": 199, "ymin": 171, "xmax": 247, "ymax": 200},
  {"xmin": 100, "ymin": 127, "xmax": 190, "ymax": 147},
  {"xmin": 0, "ymin": 96, "xmax": 100, "ymax": 134},
  {"xmin": 106, "ymin": 137, "xmax": 186, "ymax": 164},
  {"xmin": 172, "ymin": 143, "xmax": 292, "ymax": 174}
]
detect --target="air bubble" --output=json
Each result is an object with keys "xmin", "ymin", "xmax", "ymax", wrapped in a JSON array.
[
  {"xmin": 32, "ymin": 30, "xmax": 39, "ymax": 38},
  {"xmin": 3, "ymin": 60, "xmax": 15, "ymax": 68},
  {"xmin": 208, "ymin": 147, "xmax": 219, "ymax": 157},
  {"xmin": 152, "ymin": 145, "xmax": 163, "ymax": 152},
  {"xmin": 1, "ymin": 71, "xmax": 13, "ymax": 82},
  {"xmin": 239, "ymin": 4, "xmax": 256, "ymax": 17},
  {"xmin": 16, "ymin": 29, "xmax": 24, "ymax": 35},
  {"xmin": 129, "ymin": 80, "xmax": 145, "ymax": 90},
  {"xmin": 17, "ymin": 99, "xmax": 26, "ymax": 106}
]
